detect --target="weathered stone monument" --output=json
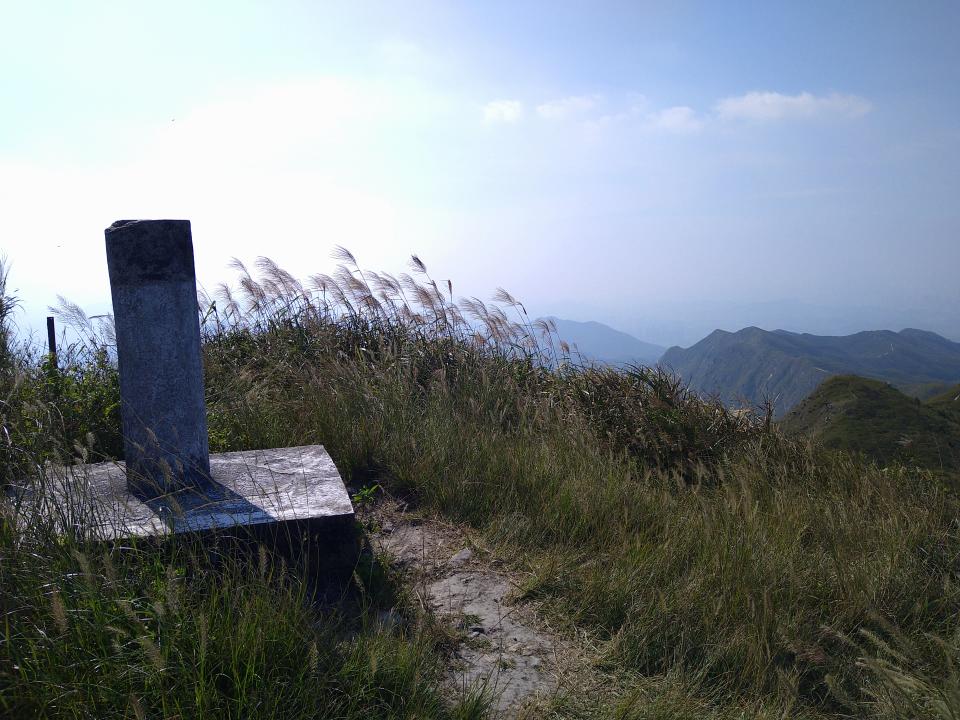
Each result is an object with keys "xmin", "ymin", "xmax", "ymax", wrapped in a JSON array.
[
  {"xmin": 106, "ymin": 220, "xmax": 210, "ymax": 497},
  {"xmin": 55, "ymin": 220, "xmax": 356, "ymax": 566}
]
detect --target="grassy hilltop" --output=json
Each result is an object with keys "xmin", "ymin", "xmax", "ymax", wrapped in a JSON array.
[
  {"xmin": 2, "ymin": 255, "xmax": 960, "ymax": 719},
  {"xmin": 782, "ymin": 375, "xmax": 960, "ymax": 473}
]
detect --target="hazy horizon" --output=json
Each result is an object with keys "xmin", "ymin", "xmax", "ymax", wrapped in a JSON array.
[{"xmin": 3, "ymin": 2, "xmax": 958, "ymax": 347}]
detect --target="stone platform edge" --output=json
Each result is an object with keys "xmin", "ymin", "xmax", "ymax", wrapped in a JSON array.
[{"xmin": 23, "ymin": 444, "xmax": 355, "ymax": 541}]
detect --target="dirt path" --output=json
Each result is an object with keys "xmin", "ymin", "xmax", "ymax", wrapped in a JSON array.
[{"xmin": 367, "ymin": 502, "xmax": 583, "ymax": 717}]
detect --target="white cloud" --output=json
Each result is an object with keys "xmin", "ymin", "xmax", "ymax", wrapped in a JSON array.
[
  {"xmin": 645, "ymin": 106, "xmax": 704, "ymax": 133},
  {"xmin": 536, "ymin": 95, "xmax": 599, "ymax": 120},
  {"xmin": 0, "ymin": 76, "xmax": 459, "ymax": 331},
  {"xmin": 148, "ymin": 78, "xmax": 380, "ymax": 166},
  {"xmin": 483, "ymin": 99, "xmax": 524, "ymax": 124},
  {"xmin": 715, "ymin": 91, "xmax": 872, "ymax": 121},
  {"xmin": 583, "ymin": 96, "xmax": 646, "ymax": 136}
]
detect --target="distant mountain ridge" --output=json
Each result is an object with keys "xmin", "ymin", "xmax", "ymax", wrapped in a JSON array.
[
  {"xmin": 660, "ymin": 327, "xmax": 960, "ymax": 417},
  {"xmin": 545, "ymin": 317, "xmax": 665, "ymax": 366},
  {"xmin": 781, "ymin": 375, "xmax": 960, "ymax": 472}
]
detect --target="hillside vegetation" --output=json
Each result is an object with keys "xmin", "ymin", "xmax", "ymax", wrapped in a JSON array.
[
  {"xmin": 661, "ymin": 326, "xmax": 960, "ymax": 417},
  {"xmin": 928, "ymin": 382, "xmax": 960, "ymax": 408},
  {"xmin": 781, "ymin": 375, "xmax": 960, "ymax": 473},
  {"xmin": 3, "ymin": 254, "xmax": 960, "ymax": 718}
]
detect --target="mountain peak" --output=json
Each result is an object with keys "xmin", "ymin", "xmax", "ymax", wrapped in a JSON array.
[
  {"xmin": 660, "ymin": 326, "xmax": 960, "ymax": 417},
  {"xmin": 544, "ymin": 317, "xmax": 665, "ymax": 365}
]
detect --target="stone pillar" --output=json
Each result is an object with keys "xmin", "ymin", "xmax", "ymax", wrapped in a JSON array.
[{"xmin": 105, "ymin": 220, "xmax": 210, "ymax": 497}]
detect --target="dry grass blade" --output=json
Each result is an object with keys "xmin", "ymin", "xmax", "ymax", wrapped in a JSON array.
[
  {"xmin": 331, "ymin": 245, "xmax": 358, "ymax": 267},
  {"xmin": 409, "ymin": 255, "xmax": 427, "ymax": 274}
]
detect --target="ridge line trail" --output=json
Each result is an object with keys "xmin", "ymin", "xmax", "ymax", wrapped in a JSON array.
[{"xmin": 366, "ymin": 499, "xmax": 596, "ymax": 717}]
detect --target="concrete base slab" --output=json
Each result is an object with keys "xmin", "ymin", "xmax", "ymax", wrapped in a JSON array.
[{"xmin": 22, "ymin": 446, "xmax": 355, "ymax": 551}]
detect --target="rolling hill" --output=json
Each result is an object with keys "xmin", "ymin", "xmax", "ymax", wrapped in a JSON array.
[
  {"xmin": 660, "ymin": 327, "xmax": 960, "ymax": 417},
  {"xmin": 545, "ymin": 317, "xmax": 665, "ymax": 366},
  {"xmin": 781, "ymin": 375, "xmax": 960, "ymax": 472}
]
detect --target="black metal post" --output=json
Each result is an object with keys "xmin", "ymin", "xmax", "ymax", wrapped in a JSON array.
[{"xmin": 46, "ymin": 316, "xmax": 57, "ymax": 365}]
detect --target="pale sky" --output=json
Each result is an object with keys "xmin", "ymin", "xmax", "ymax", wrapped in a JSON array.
[{"xmin": 2, "ymin": 1, "xmax": 958, "ymax": 346}]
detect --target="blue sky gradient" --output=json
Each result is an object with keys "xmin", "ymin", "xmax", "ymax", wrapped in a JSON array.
[{"xmin": 2, "ymin": 1, "xmax": 958, "ymax": 345}]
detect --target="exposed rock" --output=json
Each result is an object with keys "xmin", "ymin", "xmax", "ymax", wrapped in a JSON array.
[{"xmin": 448, "ymin": 547, "xmax": 474, "ymax": 566}]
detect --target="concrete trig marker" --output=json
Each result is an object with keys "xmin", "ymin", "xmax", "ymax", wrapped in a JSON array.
[{"xmin": 53, "ymin": 220, "xmax": 356, "ymax": 563}]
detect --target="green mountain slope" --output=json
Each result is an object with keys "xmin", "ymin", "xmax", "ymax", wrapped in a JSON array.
[
  {"xmin": 781, "ymin": 375, "xmax": 960, "ymax": 471},
  {"xmin": 660, "ymin": 327, "xmax": 960, "ymax": 417},
  {"xmin": 928, "ymin": 382, "xmax": 960, "ymax": 408}
]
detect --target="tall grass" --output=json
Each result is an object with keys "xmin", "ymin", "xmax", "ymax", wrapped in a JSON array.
[
  {"xmin": 0, "ymin": 258, "xmax": 489, "ymax": 719},
  {"xmin": 1, "ymin": 514, "xmax": 484, "ymax": 719},
  {"xmin": 3, "ymin": 250, "xmax": 959, "ymax": 717},
  {"xmin": 198, "ymin": 252, "xmax": 960, "ymax": 717}
]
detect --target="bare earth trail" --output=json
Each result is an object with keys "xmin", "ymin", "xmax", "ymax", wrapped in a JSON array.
[{"xmin": 365, "ymin": 501, "xmax": 595, "ymax": 717}]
